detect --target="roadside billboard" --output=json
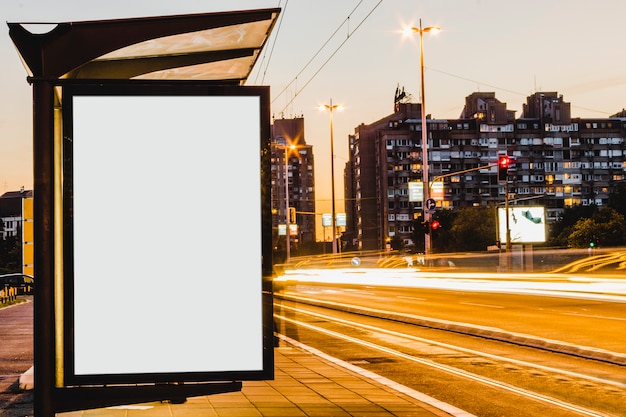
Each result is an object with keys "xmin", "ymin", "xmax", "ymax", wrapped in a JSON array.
[{"xmin": 497, "ymin": 206, "xmax": 546, "ymax": 244}]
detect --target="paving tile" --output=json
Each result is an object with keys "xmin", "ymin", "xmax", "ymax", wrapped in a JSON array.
[
  {"xmin": 297, "ymin": 406, "xmax": 353, "ymax": 417},
  {"xmin": 212, "ymin": 407, "xmax": 262, "ymax": 417},
  {"xmin": 52, "ymin": 345, "xmax": 451, "ymax": 417},
  {"xmin": 255, "ymin": 407, "xmax": 308, "ymax": 416}
]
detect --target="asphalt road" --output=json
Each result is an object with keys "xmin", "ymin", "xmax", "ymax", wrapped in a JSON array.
[
  {"xmin": 274, "ymin": 281, "xmax": 626, "ymax": 416},
  {"xmin": 276, "ymin": 280, "xmax": 626, "ymax": 355}
]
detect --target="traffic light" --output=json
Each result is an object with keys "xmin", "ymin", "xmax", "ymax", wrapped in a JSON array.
[
  {"xmin": 421, "ymin": 221, "xmax": 430, "ymax": 234},
  {"xmin": 288, "ymin": 207, "xmax": 296, "ymax": 223},
  {"xmin": 498, "ymin": 155, "xmax": 511, "ymax": 181},
  {"xmin": 430, "ymin": 220, "xmax": 440, "ymax": 231}
]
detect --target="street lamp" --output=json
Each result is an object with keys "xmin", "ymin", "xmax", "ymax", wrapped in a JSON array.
[
  {"xmin": 320, "ymin": 99, "xmax": 343, "ymax": 254},
  {"xmin": 405, "ymin": 20, "xmax": 440, "ymax": 255}
]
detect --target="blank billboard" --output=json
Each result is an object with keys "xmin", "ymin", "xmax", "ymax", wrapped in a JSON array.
[
  {"xmin": 62, "ymin": 82, "xmax": 273, "ymax": 385},
  {"xmin": 497, "ymin": 206, "xmax": 546, "ymax": 244}
]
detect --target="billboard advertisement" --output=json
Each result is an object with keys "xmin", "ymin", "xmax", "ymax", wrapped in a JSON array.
[
  {"xmin": 497, "ymin": 206, "xmax": 546, "ymax": 244},
  {"xmin": 61, "ymin": 82, "xmax": 273, "ymax": 385}
]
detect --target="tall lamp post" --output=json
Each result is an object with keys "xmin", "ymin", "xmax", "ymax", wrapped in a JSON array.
[
  {"xmin": 405, "ymin": 20, "xmax": 440, "ymax": 255},
  {"xmin": 320, "ymin": 100, "xmax": 342, "ymax": 254}
]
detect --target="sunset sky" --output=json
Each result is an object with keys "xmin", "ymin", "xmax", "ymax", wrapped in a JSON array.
[{"xmin": 3, "ymin": 0, "xmax": 626, "ymax": 223}]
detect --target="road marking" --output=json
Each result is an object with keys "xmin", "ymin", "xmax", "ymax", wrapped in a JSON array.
[
  {"xmin": 278, "ymin": 305, "xmax": 626, "ymax": 388},
  {"xmin": 277, "ymin": 333, "xmax": 477, "ymax": 417},
  {"xmin": 277, "ymin": 313, "xmax": 609, "ymax": 417},
  {"xmin": 561, "ymin": 312, "xmax": 626, "ymax": 321}
]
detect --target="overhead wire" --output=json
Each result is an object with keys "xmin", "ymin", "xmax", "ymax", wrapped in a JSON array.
[
  {"xmin": 271, "ymin": 0, "xmax": 384, "ymax": 115},
  {"xmin": 254, "ymin": 0, "xmax": 289, "ymax": 85},
  {"xmin": 270, "ymin": 0, "xmax": 364, "ymax": 104},
  {"xmin": 428, "ymin": 67, "xmax": 612, "ymax": 116},
  {"xmin": 261, "ymin": 1, "xmax": 611, "ymax": 118}
]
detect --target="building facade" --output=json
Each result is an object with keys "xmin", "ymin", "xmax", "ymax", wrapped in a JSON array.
[
  {"xmin": 271, "ymin": 117, "xmax": 316, "ymax": 253},
  {"xmin": 345, "ymin": 92, "xmax": 626, "ymax": 251},
  {"xmin": 0, "ymin": 188, "xmax": 32, "ymax": 240}
]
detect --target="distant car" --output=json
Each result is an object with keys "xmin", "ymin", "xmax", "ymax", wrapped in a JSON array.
[{"xmin": 0, "ymin": 273, "xmax": 34, "ymax": 294}]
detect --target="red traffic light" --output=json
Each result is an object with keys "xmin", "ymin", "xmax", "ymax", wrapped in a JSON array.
[
  {"xmin": 498, "ymin": 155, "xmax": 512, "ymax": 181},
  {"xmin": 431, "ymin": 220, "xmax": 440, "ymax": 230},
  {"xmin": 498, "ymin": 155, "xmax": 511, "ymax": 168}
]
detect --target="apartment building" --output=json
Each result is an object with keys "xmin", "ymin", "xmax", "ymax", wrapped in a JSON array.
[
  {"xmin": 345, "ymin": 91, "xmax": 626, "ymax": 251},
  {"xmin": 0, "ymin": 188, "xmax": 32, "ymax": 240},
  {"xmin": 271, "ymin": 117, "xmax": 316, "ymax": 252}
]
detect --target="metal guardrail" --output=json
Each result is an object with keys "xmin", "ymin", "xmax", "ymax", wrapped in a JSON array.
[{"xmin": 0, "ymin": 273, "xmax": 34, "ymax": 303}]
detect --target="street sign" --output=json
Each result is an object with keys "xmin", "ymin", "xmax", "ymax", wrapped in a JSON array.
[
  {"xmin": 408, "ymin": 181, "xmax": 424, "ymax": 202},
  {"xmin": 425, "ymin": 198, "xmax": 436, "ymax": 213},
  {"xmin": 431, "ymin": 181, "xmax": 444, "ymax": 200}
]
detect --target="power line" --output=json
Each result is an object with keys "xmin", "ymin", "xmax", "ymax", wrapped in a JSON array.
[
  {"xmin": 272, "ymin": 0, "xmax": 384, "ymax": 113},
  {"xmin": 261, "ymin": 2, "xmax": 612, "ymax": 118},
  {"xmin": 254, "ymin": 0, "xmax": 289, "ymax": 85},
  {"xmin": 428, "ymin": 67, "xmax": 613, "ymax": 116},
  {"xmin": 270, "ymin": 1, "xmax": 360, "ymax": 101}
]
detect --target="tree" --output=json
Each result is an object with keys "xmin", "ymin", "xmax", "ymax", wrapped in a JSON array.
[
  {"xmin": 566, "ymin": 207, "xmax": 625, "ymax": 248},
  {"xmin": 548, "ymin": 204, "xmax": 598, "ymax": 247},
  {"xmin": 0, "ymin": 233, "xmax": 22, "ymax": 275},
  {"xmin": 445, "ymin": 207, "xmax": 495, "ymax": 252},
  {"xmin": 608, "ymin": 184, "xmax": 626, "ymax": 218},
  {"xmin": 390, "ymin": 235, "xmax": 404, "ymax": 251},
  {"xmin": 430, "ymin": 209, "xmax": 457, "ymax": 253}
]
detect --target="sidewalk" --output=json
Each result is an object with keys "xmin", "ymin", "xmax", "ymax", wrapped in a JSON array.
[{"xmin": 57, "ymin": 336, "xmax": 471, "ymax": 417}]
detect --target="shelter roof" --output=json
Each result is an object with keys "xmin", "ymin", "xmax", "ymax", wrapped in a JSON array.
[{"xmin": 8, "ymin": 8, "xmax": 280, "ymax": 84}]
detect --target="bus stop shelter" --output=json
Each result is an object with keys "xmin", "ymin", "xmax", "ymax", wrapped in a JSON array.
[{"xmin": 8, "ymin": 8, "xmax": 279, "ymax": 416}]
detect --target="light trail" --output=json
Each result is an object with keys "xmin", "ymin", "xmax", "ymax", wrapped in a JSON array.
[
  {"xmin": 275, "ymin": 268, "xmax": 626, "ymax": 302},
  {"xmin": 397, "ymin": 295, "xmax": 427, "ymax": 301},
  {"xmin": 459, "ymin": 302, "xmax": 504, "ymax": 309}
]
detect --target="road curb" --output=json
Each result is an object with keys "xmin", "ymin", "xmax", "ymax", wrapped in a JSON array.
[{"xmin": 19, "ymin": 366, "xmax": 34, "ymax": 391}]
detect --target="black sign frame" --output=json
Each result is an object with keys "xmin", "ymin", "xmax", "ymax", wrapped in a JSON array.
[{"xmin": 60, "ymin": 80, "xmax": 274, "ymax": 386}]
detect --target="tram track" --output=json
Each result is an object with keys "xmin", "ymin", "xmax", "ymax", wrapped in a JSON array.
[
  {"xmin": 276, "ymin": 292, "xmax": 626, "ymax": 366},
  {"xmin": 274, "ymin": 294, "xmax": 626, "ymax": 416}
]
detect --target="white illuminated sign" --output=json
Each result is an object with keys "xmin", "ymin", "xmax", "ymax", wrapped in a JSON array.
[
  {"xmin": 431, "ymin": 181, "xmax": 444, "ymax": 201},
  {"xmin": 408, "ymin": 181, "xmax": 424, "ymax": 202},
  {"xmin": 68, "ymin": 90, "xmax": 269, "ymax": 382},
  {"xmin": 497, "ymin": 206, "xmax": 546, "ymax": 244}
]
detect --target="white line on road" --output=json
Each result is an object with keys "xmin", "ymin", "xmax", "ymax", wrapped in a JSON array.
[
  {"xmin": 277, "ymin": 333, "xmax": 477, "ymax": 417},
  {"xmin": 560, "ymin": 312, "xmax": 626, "ymax": 321},
  {"xmin": 277, "ymin": 313, "xmax": 608, "ymax": 417},
  {"xmin": 278, "ymin": 305, "xmax": 626, "ymax": 389}
]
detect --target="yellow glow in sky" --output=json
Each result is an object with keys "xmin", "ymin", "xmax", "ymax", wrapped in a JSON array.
[{"xmin": 3, "ymin": 0, "xmax": 626, "ymax": 228}]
